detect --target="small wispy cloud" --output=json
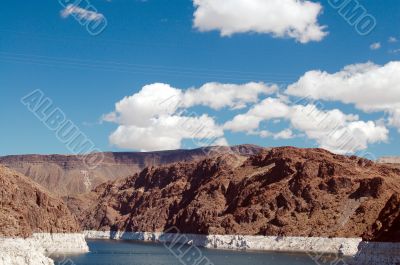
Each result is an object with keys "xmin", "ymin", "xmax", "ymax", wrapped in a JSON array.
[
  {"xmin": 388, "ymin": 36, "xmax": 398, "ymax": 43},
  {"xmin": 370, "ymin": 42, "xmax": 381, "ymax": 50},
  {"xmin": 389, "ymin": 49, "xmax": 400, "ymax": 54},
  {"xmin": 61, "ymin": 4, "xmax": 104, "ymax": 22}
]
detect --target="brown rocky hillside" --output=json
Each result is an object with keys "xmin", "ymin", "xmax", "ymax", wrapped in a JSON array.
[
  {"xmin": 0, "ymin": 145, "xmax": 262, "ymax": 196},
  {"xmin": 0, "ymin": 165, "xmax": 80, "ymax": 237},
  {"xmin": 68, "ymin": 147, "xmax": 400, "ymax": 242}
]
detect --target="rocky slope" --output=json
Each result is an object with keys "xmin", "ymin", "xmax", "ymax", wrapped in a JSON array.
[
  {"xmin": 0, "ymin": 165, "xmax": 80, "ymax": 237},
  {"xmin": 68, "ymin": 147, "xmax": 400, "ymax": 242},
  {"xmin": 0, "ymin": 145, "xmax": 262, "ymax": 196}
]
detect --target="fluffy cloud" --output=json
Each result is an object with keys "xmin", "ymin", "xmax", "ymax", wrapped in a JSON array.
[
  {"xmin": 193, "ymin": 0, "xmax": 327, "ymax": 43},
  {"xmin": 108, "ymin": 83, "xmax": 183, "ymax": 127},
  {"xmin": 388, "ymin": 109, "xmax": 400, "ymax": 130},
  {"xmin": 104, "ymin": 60, "xmax": 396, "ymax": 153},
  {"xmin": 183, "ymin": 82, "xmax": 277, "ymax": 110},
  {"xmin": 109, "ymin": 114, "xmax": 224, "ymax": 151},
  {"xmin": 290, "ymin": 105, "xmax": 388, "ymax": 153},
  {"xmin": 104, "ymin": 82, "xmax": 272, "ymax": 151},
  {"xmin": 273, "ymin": 129, "xmax": 295, "ymax": 139},
  {"xmin": 286, "ymin": 61, "xmax": 400, "ymax": 130},
  {"xmin": 224, "ymin": 97, "xmax": 388, "ymax": 154},
  {"xmin": 255, "ymin": 129, "xmax": 295, "ymax": 139},
  {"xmin": 224, "ymin": 97, "xmax": 291, "ymax": 132},
  {"xmin": 61, "ymin": 4, "xmax": 104, "ymax": 21}
]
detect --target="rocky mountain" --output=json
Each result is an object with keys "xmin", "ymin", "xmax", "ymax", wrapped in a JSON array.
[
  {"xmin": 378, "ymin": 157, "xmax": 400, "ymax": 164},
  {"xmin": 378, "ymin": 157, "xmax": 400, "ymax": 170},
  {"xmin": 68, "ymin": 147, "xmax": 400, "ymax": 242},
  {"xmin": 0, "ymin": 165, "xmax": 80, "ymax": 238},
  {"xmin": 0, "ymin": 145, "xmax": 262, "ymax": 196}
]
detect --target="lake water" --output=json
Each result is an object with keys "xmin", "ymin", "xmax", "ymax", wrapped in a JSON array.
[{"xmin": 51, "ymin": 239, "xmax": 338, "ymax": 265}]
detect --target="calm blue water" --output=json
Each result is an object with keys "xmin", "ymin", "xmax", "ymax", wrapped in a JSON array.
[{"xmin": 51, "ymin": 240, "xmax": 337, "ymax": 265}]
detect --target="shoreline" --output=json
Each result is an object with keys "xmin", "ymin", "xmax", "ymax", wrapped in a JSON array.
[
  {"xmin": 84, "ymin": 230, "xmax": 362, "ymax": 255},
  {"xmin": 2, "ymin": 231, "xmax": 400, "ymax": 265},
  {"xmin": 84, "ymin": 230, "xmax": 400, "ymax": 265}
]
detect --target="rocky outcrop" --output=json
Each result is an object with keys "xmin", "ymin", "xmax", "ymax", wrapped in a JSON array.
[
  {"xmin": 0, "ymin": 145, "xmax": 262, "ymax": 196},
  {"xmin": 69, "ymin": 147, "xmax": 400, "ymax": 242},
  {"xmin": 0, "ymin": 165, "xmax": 80, "ymax": 237},
  {"xmin": 30, "ymin": 233, "xmax": 89, "ymax": 254},
  {"xmin": 363, "ymin": 193, "xmax": 400, "ymax": 242},
  {"xmin": 0, "ymin": 166, "xmax": 89, "ymax": 264},
  {"xmin": 0, "ymin": 233, "xmax": 89, "ymax": 265}
]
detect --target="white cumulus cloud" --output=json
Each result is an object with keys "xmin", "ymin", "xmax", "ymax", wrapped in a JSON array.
[
  {"xmin": 183, "ymin": 82, "xmax": 277, "ymax": 110},
  {"xmin": 273, "ymin": 129, "xmax": 295, "ymax": 139},
  {"xmin": 224, "ymin": 97, "xmax": 388, "ymax": 154},
  {"xmin": 193, "ymin": 0, "xmax": 328, "ymax": 43},
  {"xmin": 109, "ymin": 115, "xmax": 225, "ymax": 151},
  {"xmin": 104, "ymin": 60, "xmax": 397, "ymax": 153},
  {"xmin": 224, "ymin": 97, "xmax": 291, "ymax": 132},
  {"xmin": 104, "ymin": 82, "xmax": 272, "ymax": 151},
  {"xmin": 286, "ymin": 61, "xmax": 400, "ymax": 131},
  {"xmin": 290, "ymin": 105, "xmax": 388, "ymax": 153}
]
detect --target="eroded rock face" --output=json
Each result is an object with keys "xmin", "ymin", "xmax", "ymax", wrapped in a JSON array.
[
  {"xmin": 0, "ymin": 145, "xmax": 262, "ymax": 196},
  {"xmin": 363, "ymin": 193, "xmax": 400, "ymax": 242},
  {"xmin": 69, "ymin": 147, "xmax": 400, "ymax": 242},
  {"xmin": 0, "ymin": 165, "xmax": 80, "ymax": 238}
]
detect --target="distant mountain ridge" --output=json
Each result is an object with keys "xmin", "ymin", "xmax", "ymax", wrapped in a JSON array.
[
  {"xmin": 377, "ymin": 157, "xmax": 400, "ymax": 171},
  {"xmin": 378, "ymin": 157, "xmax": 400, "ymax": 164},
  {"xmin": 0, "ymin": 145, "xmax": 263, "ymax": 196}
]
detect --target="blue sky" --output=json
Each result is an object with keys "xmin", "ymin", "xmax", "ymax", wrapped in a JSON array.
[{"xmin": 1, "ymin": 0, "xmax": 400, "ymax": 158}]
